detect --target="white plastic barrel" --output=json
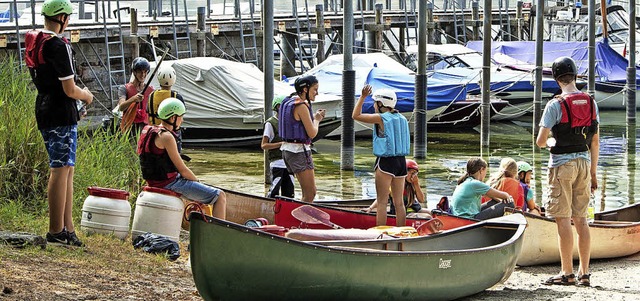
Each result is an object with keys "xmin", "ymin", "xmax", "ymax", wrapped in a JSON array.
[
  {"xmin": 131, "ymin": 186, "xmax": 184, "ymax": 242},
  {"xmin": 81, "ymin": 187, "xmax": 131, "ymax": 240}
]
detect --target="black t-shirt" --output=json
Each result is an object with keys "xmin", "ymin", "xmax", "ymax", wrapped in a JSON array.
[{"xmin": 31, "ymin": 30, "xmax": 78, "ymax": 129}]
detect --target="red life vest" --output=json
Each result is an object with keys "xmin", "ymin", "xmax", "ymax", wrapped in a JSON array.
[
  {"xmin": 24, "ymin": 30, "xmax": 57, "ymax": 69},
  {"xmin": 137, "ymin": 125, "xmax": 178, "ymax": 184},
  {"xmin": 550, "ymin": 93, "xmax": 599, "ymax": 154}
]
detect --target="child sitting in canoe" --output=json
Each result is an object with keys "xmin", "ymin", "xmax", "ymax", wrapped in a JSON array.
[
  {"xmin": 451, "ymin": 157, "xmax": 515, "ymax": 220},
  {"xmin": 517, "ymin": 161, "xmax": 542, "ymax": 215},
  {"xmin": 482, "ymin": 158, "xmax": 524, "ymax": 209}
]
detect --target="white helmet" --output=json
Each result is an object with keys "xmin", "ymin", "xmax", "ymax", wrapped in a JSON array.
[
  {"xmin": 157, "ymin": 66, "xmax": 176, "ymax": 87},
  {"xmin": 372, "ymin": 88, "xmax": 397, "ymax": 109}
]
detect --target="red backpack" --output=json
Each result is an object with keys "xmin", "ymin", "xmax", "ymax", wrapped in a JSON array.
[{"xmin": 24, "ymin": 30, "xmax": 56, "ymax": 68}]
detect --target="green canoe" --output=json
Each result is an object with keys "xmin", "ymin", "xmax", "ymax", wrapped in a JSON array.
[{"xmin": 189, "ymin": 213, "xmax": 526, "ymax": 301}]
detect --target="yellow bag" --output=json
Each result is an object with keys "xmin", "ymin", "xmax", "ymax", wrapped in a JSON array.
[{"xmin": 367, "ymin": 226, "xmax": 418, "ymax": 237}]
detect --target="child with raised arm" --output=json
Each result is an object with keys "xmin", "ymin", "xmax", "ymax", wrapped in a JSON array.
[{"xmin": 353, "ymin": 84, "xmax": 410, "ymax": 226}]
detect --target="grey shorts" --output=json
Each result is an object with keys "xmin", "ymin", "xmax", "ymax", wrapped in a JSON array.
[{"xmin": 282, "ymin": 150, "xmax": 314, "ymax": 174}]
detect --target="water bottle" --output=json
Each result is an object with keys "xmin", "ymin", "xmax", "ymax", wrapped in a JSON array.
[{"xmin": 587, "ymin": 194, "xmax": 595, "ymax": 221}]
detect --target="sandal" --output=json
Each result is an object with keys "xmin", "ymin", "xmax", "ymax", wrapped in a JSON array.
[
  {"xmin": 544, "ymin": 274, "xmax": 576, "ymax": 285},
  {"xmin": 577, "ymin": 274, "xmax": 591, "ymax": 287}
]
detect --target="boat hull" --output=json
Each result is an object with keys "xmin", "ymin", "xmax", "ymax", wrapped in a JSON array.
[
  {"xmin": 510, "ymin": 203, "xmax": 640, "ymax": 266},
  {"xmin": 274, "ymin": 197, "xmax": 477, "ymax": 231},
  {"xmin": 189, "ymin": 213, "xmax": 526, "ymax": 301}
]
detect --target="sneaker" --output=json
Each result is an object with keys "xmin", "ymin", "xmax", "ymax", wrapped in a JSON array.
[
  {"xmin": 67, "ymin": 231, "xmax": 84, "ymax": 247},
  {"xmin": 46, "ymin": 230, "xmax": 68, "ymax": 246}
]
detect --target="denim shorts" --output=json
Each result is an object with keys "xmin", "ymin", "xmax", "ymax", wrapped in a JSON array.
[
  {"xmin": 164, "ymin": 175, "xmax": 221, "ymax": 205},
  {"xmin": 40, "ymin": 125, "xmax": 78, "ymax": 168}
]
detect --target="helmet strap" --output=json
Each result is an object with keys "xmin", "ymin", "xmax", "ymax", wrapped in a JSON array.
[
  {"xmin": 168, "ymin": 115, "xmax": 181, "ymax": 132},
  {"xmin": 45, "ymin": 15, "xmax": 67, "ymax": 34}
]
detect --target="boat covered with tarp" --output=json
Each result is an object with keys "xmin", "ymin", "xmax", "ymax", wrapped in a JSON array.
[
  {"xmin": 467, "ymin": 40, "xmax": 640, "ymax": 109},
  {"xmin": 146, "ymin": 57, "xmax": 342, "ymax": 147},
  {"xmin": 189, "ymin": 212, "xmax": 526, "ymax": 301}
]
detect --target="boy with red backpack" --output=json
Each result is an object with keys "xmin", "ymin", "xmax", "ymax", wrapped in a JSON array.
[{"xmin": 26, "ymin": 0, "xmax": 94, "ymax": 246}]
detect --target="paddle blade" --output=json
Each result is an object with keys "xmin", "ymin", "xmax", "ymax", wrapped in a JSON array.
[
  {"xmin": 416, "ymin": 218, "xmax": 444, "ymax": 236},
  {"xmin": 120, "ymin": 102, "xmax": 137, "ymax": 132},
  {"xmin": 291, "ymin": 205, "xmax": 342, "ymax": 229}
]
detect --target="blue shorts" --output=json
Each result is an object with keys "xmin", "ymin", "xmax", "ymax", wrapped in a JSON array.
[
  {"xmin": 164, "ymin": 175, "xmax": 221, "ymax": 205},
  {"xmin": 40, "ymin": 125, "xmax": 78, "ymax": 168}
]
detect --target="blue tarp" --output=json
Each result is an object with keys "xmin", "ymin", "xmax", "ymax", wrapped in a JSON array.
[
  {"xmin": 290, "ymin": 53, "xmax": 466, "ymax": 113},
  {"xmin": 364, "ymin": 67, "xmax": 467, "ymax": 112},
  {"xmin": 466, "ymin": 40, "xmax": 640, "ymax": 92},
  {"xmin": 427, "ymin": 67, "xmax": 560, "ymax": 96}
]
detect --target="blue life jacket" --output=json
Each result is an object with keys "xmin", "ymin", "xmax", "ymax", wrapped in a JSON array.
[
  {"xmin": 278, "ymin": 96, "xmax": 313, "ymax": 144},
  {"xmin": 373, "ymin": 112, "xmax": 410, "ymax": 157}
]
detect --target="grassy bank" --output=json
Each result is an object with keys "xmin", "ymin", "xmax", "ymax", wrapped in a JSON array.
[{"xmin": 0, "ymin": 55, "xmax": 142, "ymax": 234}]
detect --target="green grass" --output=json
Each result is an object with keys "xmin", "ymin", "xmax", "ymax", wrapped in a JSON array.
[{"xmin": 0, "ymin": 55, "xmax": 141, "ymax": 233}]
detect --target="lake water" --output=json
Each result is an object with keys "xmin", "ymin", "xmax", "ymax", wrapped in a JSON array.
[{"xmin": 186, "ymin": 110, "xmax": 639, "ymax": 213}]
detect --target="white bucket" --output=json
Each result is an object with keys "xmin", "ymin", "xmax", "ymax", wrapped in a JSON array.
[
  {"xmin": 131, "ymin": 186, "xmax": 184, "ymax": 242},
  {"xmin": 81, "ymin": 187, "xmax": 131, "ymax": 240}
]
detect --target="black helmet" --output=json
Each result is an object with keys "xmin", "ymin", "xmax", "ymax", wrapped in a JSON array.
[
  {"xmin": 131, "ymin": 57, "xmax": 150, "ymax": 72},
  {"xmin": 552, "ymin": 56, "xmax": 577, "ymax": 79},
  {"xmin": 294, "ymin": 75, "xmax": 318, "ymax": 94}
]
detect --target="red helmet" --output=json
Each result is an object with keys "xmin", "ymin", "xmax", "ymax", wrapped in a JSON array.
[{"xmin": 406, "ymin": 159, "xmax": 419, "ymax": 171}]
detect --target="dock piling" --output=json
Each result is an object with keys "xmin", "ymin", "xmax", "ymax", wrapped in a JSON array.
[
  {"xmin": 130, "ymin": 8, "xmax": 139, "ymax": 58},
  {"xmin": 316, "ymin": 5, "xmax": 326, "ymax": 63},
  {"xmin": 197, "ymin": 7, "xmax": 206, "ymax": 57},
  {"xmin": 472, "ymin": 0, "xmax": 479, "ymax": 40}
]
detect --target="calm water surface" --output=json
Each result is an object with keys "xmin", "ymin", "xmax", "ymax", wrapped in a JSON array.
[{"xmin": 187, "ymin": 111, "xmax": 639, "ymax": 213}]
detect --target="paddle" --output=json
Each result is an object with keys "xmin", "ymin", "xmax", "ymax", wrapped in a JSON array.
[
  {"xmin": 291, "ymin": 205, "xmax": 343, "ymax": 229},
  {"xmin": 120, "ymin": 42, "xmax": 173, "ymax": 132},
  {"xmin": 416, "ymin": 218, "xmax": 444, "ymax": 236}
]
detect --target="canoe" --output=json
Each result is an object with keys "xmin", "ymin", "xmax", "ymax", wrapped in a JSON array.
[
  {"xmin": 189, "ymin": 212, "xmax": 526, "ymax": 301},
  {"xmin": 274, "ymin": 196, "xmax": 477, "ymax": 231},
  {"xmin": 222, "ymin": 188, "xmax": 374, "ymax": 225},
  {"xmin": 507, "ymin": 203, "xmax": 640, "ymax": 266}
]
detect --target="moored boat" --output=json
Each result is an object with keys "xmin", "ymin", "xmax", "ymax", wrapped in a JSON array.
[
  {"xmin": 189, "ymin": 213, "xmax": 526, "ymax": 301},
  {"xmin": 144, "ymin": 57, "xmax": 343, "ymax": 147},
  {"xmin": 506, "ymin": 203, "xmax": 640, "ymax": 266},
  {"xmin": 274, "ymin": 196, "xmax": 477, "ymax": 230}
]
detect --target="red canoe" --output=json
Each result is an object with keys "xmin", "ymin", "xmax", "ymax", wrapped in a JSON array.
[{"xmin": 274, "ymin": 196, "xmax": 477, "ymax": 231}]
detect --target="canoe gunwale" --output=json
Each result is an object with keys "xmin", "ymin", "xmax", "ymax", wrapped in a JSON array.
[{"xmin": 189, "ymin": 212, "xmax": 527, "ymax": 256}]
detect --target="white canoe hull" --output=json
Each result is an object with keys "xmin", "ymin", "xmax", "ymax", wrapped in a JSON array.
[{"xmin": 514, "ymin": 205, "xmax": 640, "ymax": 266}]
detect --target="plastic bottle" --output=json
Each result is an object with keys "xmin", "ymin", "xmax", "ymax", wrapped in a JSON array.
[{"xmin": 587, "ymin": 194, "xmax": 595, "ymax": 221}]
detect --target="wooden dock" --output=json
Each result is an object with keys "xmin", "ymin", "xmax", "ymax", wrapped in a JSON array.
[{"xmin": 0, "ymin": 0, "xmax": 532, "ymax": 113}]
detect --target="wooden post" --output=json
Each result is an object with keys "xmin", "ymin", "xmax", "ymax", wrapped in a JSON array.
[
  {"xmin": 472, "ymin": 0, "xmax": 479, "ymax": 41},
  {"xmin": 197, "ymin": 7, "xmax": 206, "ymax": 57},
  {"xmin": 130, "ymin": 8, "xmax": 139, "ymax": 58},
  {"xmin": 374, "ymin": 4, "xmax": 383, "ymax": 51},
  {"xmin": 516, "ymin": 1, "xmax": 523, "ymax": 40},
  {"xmin": 280, "ymin": 30, "xmax": 297, "ymax": 79},
  {"xmin": 316, "ymin": 4, "xmax": 326, "ymax": 63},
  {"xmin": 427, "ymin": 2, "xmax": 434, "ymax": 44}
]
